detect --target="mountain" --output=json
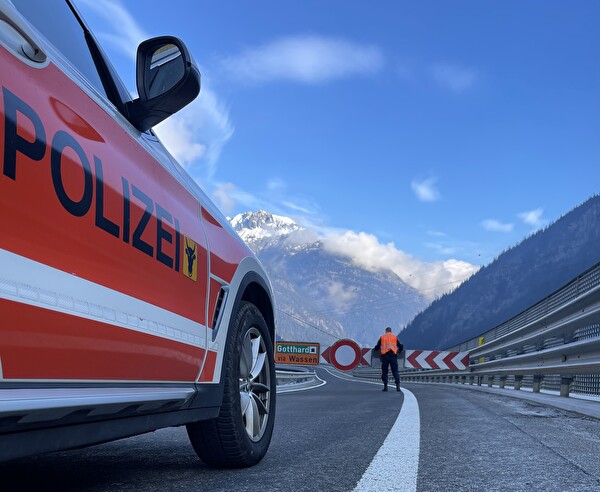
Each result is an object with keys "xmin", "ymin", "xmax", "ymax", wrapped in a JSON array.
[
  {"xmin": 400, "ymin": 195, "xmax": 600, "ymax": 350},
  {"xmin": 231, "ymin": 211, "xmax": 429, "ymax": 347}
]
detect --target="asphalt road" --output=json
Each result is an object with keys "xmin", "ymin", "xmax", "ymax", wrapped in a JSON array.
[
  {"xmin": 414, "ymin": 383, "xmax": 600, "ymax": 492},
  {"xmin": 1, "ymin": 369, "xmax": 599, "ymax": 492}
]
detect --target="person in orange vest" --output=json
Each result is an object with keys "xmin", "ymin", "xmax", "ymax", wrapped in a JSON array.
[{"xmin": 374, "ymin": 327, "xmax": 404, "ymax": 392}]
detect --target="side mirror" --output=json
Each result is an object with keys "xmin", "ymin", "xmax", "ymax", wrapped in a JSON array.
[{"xmin": 126, "ymin": 36, "xmax": 201, "ymax": 132}]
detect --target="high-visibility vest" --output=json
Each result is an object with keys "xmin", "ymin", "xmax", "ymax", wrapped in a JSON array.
[{"xmin": 380, "ymin": 332, "xmax": 398, "ymax": 355}]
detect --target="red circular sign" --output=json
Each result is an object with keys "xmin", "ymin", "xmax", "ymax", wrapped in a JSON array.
[{"xmin": 329, "ymin": 339, "xmax": 362, "ymax": 371}]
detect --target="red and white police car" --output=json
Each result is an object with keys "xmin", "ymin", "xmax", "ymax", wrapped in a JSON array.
[{"xmin": 0, "ymin": 0, "xmax": 276, "ymax": 467}]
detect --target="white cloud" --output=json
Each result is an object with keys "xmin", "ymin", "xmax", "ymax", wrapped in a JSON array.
[
  {"xmin": 284, "ymin": 228, "xmax": 320, "ymax": 247},
  {"xmin": 281, "ymin": 201, "xmax": 315, "ymax": 215},
  {"xmin": 432, "ymin": 63, "xmax": 478, "ymax": 93},
  {"xmin": 221, "ymin": 36, "xmax": 384, "ymax": 84},
  {"xmin": 321, "ymin": 230, "xmax": 478, "ymax": 300},
  {"xmin": 425, "ymin": 242, "xmax": 457, "ymax": 255},
  {"xmin": 212, "ymin": 182, "xmax": 267, "ymax": 216},
  {"xmin": 79, "ymin": 0, "xmax": 234, "ymax": 186},
  {"xmin": 154, "ymin": 87, "xmax": 234, "ymax": 179},
  {"xmin": 211, "ymin": 178, "xmax": 322, "ymax": 221},
  {"xmin": 78, "ymin": 0, "xmax": 145, "ymax": 62},
  {"xmin": 482, "ymin": 219, "xmax": 514, "ymax": 233},
  {"xmin": 153, "ymin": 107, "xmax": 206, "ymax": 167},
  {"xmin": 325, "ymin": 281, "xmax": 358, "ymax": 310},
  {"xmin": 212, "ymin": 183, "xmax": 238, "ymax": 215},
  {"xmin": 411, "ymin": 178, "xmax": 440, "ymax": 202},
  {"xmin": 267, "ymin": 178, "xmax": 287, "ymax": 192},
  {"xmin": 518, "ymin": 208, "xmax": 546, "ymax": 229}
]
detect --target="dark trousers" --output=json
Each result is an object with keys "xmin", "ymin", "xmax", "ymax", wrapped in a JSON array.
[{"xmin": 381, "ymin": 352, "xmax": 399, "ymax": 385}]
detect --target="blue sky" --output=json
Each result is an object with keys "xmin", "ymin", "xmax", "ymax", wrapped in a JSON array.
[{"xmin": 76, "ymin": 0, "xmax": 599, "ymax": 297}]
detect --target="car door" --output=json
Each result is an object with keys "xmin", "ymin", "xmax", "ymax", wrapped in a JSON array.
[{"xmin": 0, "ymin": 0, "xmax": 208, "ymax": 384}]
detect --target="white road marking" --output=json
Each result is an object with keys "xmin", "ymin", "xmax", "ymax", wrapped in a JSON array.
[
  {"xmin": 292, "ymin": 367, "xmax": 421, "ymax": 490},
  {"xmin": 321, "ymin": 367, "xmax": 421, "ymax": 492},
  {"xmin": 353, "ymin": 386, "xmax": 420, "ymax": 491}
]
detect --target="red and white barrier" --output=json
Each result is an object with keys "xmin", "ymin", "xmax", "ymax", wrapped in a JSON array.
[{"xmin": 404, "ymin": 350, "xmax": 470, "ymax": 371}]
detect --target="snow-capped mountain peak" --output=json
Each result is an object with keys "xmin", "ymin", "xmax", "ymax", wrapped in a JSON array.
[
  {"xmin": 228, "ymin": 210, "xmax": 429, "ymax": 346},
  {"xmin": 231, "ymin": 210, "xmax": 302, "ymax": 242}
]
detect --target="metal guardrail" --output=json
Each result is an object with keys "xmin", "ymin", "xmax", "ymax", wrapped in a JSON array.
[
  {"xmin": 275, "ymin": 367, "xmax": 321, "ymax": 392},
  {"xmin": 449, "ymin": 262, "xmax": 600, "ymax": 353},
  {"xmin": 276, "ymin": 369, "xmax": 317, "ymax": 384},
  {"xmin": 356, "ymin": 262, "xmax": 600, "ymax": 399}
]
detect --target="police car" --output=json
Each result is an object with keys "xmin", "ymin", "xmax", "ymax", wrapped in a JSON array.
[{"xmin": 0, "ymin": 0, "xmax": 276, "ymax": 467}]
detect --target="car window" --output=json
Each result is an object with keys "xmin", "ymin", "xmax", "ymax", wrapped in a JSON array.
[{"xmin": 10, "ymin": 0, "xmax": 108, "ymax": 99}]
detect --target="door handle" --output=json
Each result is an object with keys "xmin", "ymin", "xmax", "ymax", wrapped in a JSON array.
[{"xmin": 0, "ymin": 0, "xmax": 47, "ymax": 63}]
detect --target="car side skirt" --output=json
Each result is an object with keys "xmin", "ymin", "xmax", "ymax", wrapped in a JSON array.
[
  {"xmin": 0, "ymin": 381, "xmax": 222, "ymax": 461},
  {"xmin": 0, "ymin": 406, "xmax": 219, "ymax": 462}
]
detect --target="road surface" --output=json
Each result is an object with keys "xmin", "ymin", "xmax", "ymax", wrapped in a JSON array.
[{"xmin": 1, "ymin": 368, "xmax": 599, "ymax": 491}]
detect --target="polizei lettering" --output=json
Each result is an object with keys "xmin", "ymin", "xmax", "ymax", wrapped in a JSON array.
[{"xmin": 1, "ymin": 87, "xmax": 182, "ymax": 271}]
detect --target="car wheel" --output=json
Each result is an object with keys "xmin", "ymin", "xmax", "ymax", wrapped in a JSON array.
[{"xmin": 186, "ymin": 301, "xmax": 276, "ymax": 467}]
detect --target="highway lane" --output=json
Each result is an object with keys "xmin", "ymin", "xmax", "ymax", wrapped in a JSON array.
[
  {"xmin": 0, "ymin": 368, "xmax": 405, "ymax": 492},
  {"xmin": 1, "ymin": 371, "xmax": 599, "ymax": 491},
  {"xmin": 412, "ymin": 383, "xmax": 600, "ymax": 491}
]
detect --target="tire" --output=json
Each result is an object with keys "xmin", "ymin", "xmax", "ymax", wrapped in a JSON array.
[{"xmin": 186, "ymin": 301, "xmax": 276, "ymax": 468}]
